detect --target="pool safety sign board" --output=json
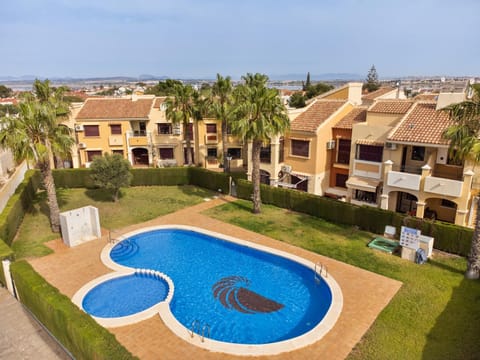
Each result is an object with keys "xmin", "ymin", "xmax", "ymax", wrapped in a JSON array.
[{"xmin": 400, "ymin": 226, "xmax": 420, "ymax": 249}]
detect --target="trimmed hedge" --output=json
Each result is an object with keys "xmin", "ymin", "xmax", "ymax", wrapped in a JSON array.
[
  {"xmin": 188, "ymin": 167, "xmax": 230, "ymax": 193},
  {"xmin": 10, "ymin": 261, "xmax": 137, "ymax": 360},
  {"xmin": 131, "ymin": 167, "xmax": 189, "ymax": 186},
  {"xmin": 0, "ymin": 170, "xmax": 40, "ymax": 246},
  {"xmin": 53, "ymin": 168, "xmax": 95, "ymax": 188}
]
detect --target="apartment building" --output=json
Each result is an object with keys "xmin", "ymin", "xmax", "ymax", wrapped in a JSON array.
[{"xmin": 72, "ymin": 95, "xmax": 245, "ymax": 170}]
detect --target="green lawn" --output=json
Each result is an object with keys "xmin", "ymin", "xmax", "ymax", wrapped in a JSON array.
[
  {"xmin": 204, "ymin": 200, "xmax": 480, "ymax": 360},
  {"xmin": 12, "ymin": 185, "xmax": 214, "ymax": 259}
]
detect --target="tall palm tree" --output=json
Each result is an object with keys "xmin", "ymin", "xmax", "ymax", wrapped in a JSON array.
[
  {"xmin": 210, "ymin": 74, "xmax": 236, "ymax": 172},
  {"xmin": 165, "ymin": 84, "xmax": 200, "ymax": 166},
  {"xmin": 443, "ymin": 84, "xmax": 480, "ymax": 279},
  {"xmin": 232, "ymin": 73, "xmax": 289, "ymax": 213},
  {"xmin": 0, "ymin": 81, "xmax": 74, "ymax": 232}
]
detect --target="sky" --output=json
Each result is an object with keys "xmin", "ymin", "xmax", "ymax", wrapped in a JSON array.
[{"xmin": 1, "ymin": 0, "xmax": 479, "ymax": 79}]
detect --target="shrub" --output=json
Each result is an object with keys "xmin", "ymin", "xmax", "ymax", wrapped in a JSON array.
[{"xmin": 10, "ymin": 261, "xmax": 136, "ymax": 360}]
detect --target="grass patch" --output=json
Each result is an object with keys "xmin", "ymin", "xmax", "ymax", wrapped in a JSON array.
[
  {"xmin": 13, "ymin": 185, "xmax": 214, "ymax": 260},
  {"xmin": 205, "ymin": 200, "xmax": 480, "ymax": 360}
]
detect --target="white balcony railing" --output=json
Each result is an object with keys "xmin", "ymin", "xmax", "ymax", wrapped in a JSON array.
[
  {"xmin": 424, "ymin": 176, "xmax": 463, "ymax": 197},
  {"xmin": 352, "ymin": 159, "xmax": 382, "ymax": 179},
  {"xmin": 386, "ymin": 171, "xmax": 421, "ymax": 191}
]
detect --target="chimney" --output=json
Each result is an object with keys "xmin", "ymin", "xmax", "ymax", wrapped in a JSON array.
[{"xmin": 347, "ymin": 82, "xmax": 363, "ymax": 105}]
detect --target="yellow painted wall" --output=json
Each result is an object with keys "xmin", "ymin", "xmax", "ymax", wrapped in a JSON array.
[
  {"xmin": 324, "ymin": 87, "xmax": 349, "ymax": 100},
  {"xmin": 366, "ymin": 113, "xmax": 404, "ymax": 126}
]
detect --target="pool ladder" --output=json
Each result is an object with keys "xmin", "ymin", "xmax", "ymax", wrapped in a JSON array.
[
  {"xmin": 314, "ymin": 262, "xmax": 328, "ymax": 283},
  {"xmin": 108, "ymin": 230, "xmax": 118, "ymax": 244},
  {"xmin": 190, "ymin": 320, "xmax": 210, "ymax": 342}
]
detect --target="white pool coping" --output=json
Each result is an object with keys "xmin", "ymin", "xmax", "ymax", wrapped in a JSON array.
[{"xmin": 79, "ymin": 224, "xmax": 343, "ymax": 356}]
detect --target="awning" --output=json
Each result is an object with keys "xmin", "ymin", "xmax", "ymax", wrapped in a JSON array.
[
  {"xmin": 356, "ymin": 139, "xmax": 385, "ymax": 146},
  {"xmin": 346, "ymin": 176, "xmax": 381, "ymax": 192}
]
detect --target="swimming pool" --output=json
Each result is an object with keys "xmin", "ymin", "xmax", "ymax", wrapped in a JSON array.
[{"xmin": 74, "ymin": 225, "xmax": 342, "ymax": 356}]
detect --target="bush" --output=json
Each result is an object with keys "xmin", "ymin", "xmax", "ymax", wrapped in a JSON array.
[{"xmin": 10, "ymin": 261, "xmax": 136, "ymax": 360}]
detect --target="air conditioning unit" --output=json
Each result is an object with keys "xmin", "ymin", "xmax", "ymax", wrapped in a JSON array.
[
  {"xmin": 74, "ymin": 124, "xmax": 84, "ymax": 132},
  {"xmin": 281, "ymin": 164, "xmax": 292, "ymax": 174},
  {"xmin": 326, "ymin": 140, "xmax": 335, "ymax": 150},
  {"xmin": 78, "ymin": 142, "xmax": 86, "ymax": 149},
  {"xmin": 385, "ymin": 142, "xmax": 397, "ymax": 150}
]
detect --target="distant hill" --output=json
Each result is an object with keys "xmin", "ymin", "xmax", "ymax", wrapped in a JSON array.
[{"xmin": 268, "ymin": 73, "xmax": 363, "ymax": 81}]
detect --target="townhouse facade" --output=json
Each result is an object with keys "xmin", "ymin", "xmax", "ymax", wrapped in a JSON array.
[
  {"xmin": 254, "ymin": 82, "xmax": 478, "ymax": 227},
  {"xmin": 71, "ymin": 95, "xmax": 246, "ymax": 171}
]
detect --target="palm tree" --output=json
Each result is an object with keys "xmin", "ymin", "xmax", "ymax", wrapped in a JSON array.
[
  {"xmin": 0, "ymin": 80, "xmax": 74, "ymax": 232},
  {"xmin": 210, "ymin": 74, "xmax": 235, "ymax": 172},
  {"xmin": 165, "ymin": 84, "xmax": 199, "ymax": 166},
  {"xmin": 443, "ymin": 84, "xmax": 480, "ymax": 279},
  {"xmin": 232, "ymin": 73, "xmax": 289, "ymax": 213}
]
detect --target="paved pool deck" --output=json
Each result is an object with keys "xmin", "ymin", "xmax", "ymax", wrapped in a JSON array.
[{"xmin": 28, "ymin": 196, "xmax": 402, "ymax": 360}]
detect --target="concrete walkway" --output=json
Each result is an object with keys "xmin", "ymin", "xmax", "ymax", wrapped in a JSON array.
[{"xmin": 0, "ymin": 287, "xmax": 71, "ymax": 360}]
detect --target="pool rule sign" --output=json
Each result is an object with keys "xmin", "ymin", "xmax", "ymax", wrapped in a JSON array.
[{"xmin": 400, "ymin": 226, "xmax": 420, "ymax": 249}]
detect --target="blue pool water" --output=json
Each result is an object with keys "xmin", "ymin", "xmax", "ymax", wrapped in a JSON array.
[
  {"xmin": 83, "ymin": 273, "xmax": 169, "ymax": 317},
  {"xmin": 106, "ymin": 228, "xmax": 332, "ymax": 345}
]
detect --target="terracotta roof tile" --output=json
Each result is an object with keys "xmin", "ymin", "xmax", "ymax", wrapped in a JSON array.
[
  {"xmin": 362, "ymin": 87, "xmax": 396, "ymax": 101},
  {"xmin": 356, "ymin": 139, "xmax": 385, "ymax": 146},
  {"xmin": 290, "ymin": 100, "xmax": 346, "ymax": 133},
  {"xmin": 333, "ymin": 107, "xmax": 367, "ymax": 129},
  {"xmin": 388, "ymin": 102, "xmax": 452, "ymax": 145},
  {"xmin": 76, "ymin": 98, "xmax": 153, "ymax": 119},
  {"xmin": 369, "ymin": 100, "xmax": 414, "ymax": 114}
]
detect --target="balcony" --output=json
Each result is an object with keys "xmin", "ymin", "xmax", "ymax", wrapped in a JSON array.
[
  {"xmin": 127, "ymin": 131, "xmax": 150, "ymax": 146},
  {"xmin": 424, "ymin": 176, "xmax": 463, "ymax": 197},
  {"xmin": 352, "ymin": 160, "xmax": 382, "ymax": 179},
  {"xmin": 386, "ymin": 171, "xmax": 421, "ymax": 191}
]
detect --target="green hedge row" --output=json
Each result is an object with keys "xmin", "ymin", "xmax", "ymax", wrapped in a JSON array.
[
  {"xmin": 10, "ymin": 261, "xmax": 136, "ymax": 360},
  {"xmin": 0, "ymin": 240, "xmax": 13, "ymax": 286},
  {"xmin": 235, "ymin": 179, "xmax": 472, "ymax": 256},
  {"xmin": 53, "ymin": 168, "xmax": 95, "ymax": 188},
  {"xmin": 188, "ymin": 167, "xmax": 230, "ymax": 193},
  {"xmin": 0, "ymin": 170, "xmax": 40, "ymax": 247},
  {"xmin": 131, "ymin": 167, "xmax": 189, "ymax": 186}
]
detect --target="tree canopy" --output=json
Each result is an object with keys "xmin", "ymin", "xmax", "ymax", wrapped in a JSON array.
[
  {"xmin": 90, "ymin": 153, "xmax": 132, "ymax": 202},
  {"xmin": 145, "ymin": 79, "xmax": 183, "ymax": 96},
  {"xmin": 364, "ymin": 65, "xmax": 380, "ymax": 92},
  {"xmin": 0, "ymin": 85, "xmax": 13, "ymax": 98}
]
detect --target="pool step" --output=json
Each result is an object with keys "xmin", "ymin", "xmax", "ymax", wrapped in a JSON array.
[{"xmin": 110, "ymin": 240, "xmax": 139, "ymax": 260}]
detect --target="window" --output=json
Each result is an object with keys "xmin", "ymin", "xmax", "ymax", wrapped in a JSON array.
[
  {"xmin": 84, "ymin": 125, "xmax": 99, "ymax": 137},
  {"xmin": 110, "ymin": 124, "xmax": 121, "ymax": 135},
  {"xmin": 186, "ymin": 123, "xmax": 193, "ymax": 138},
  {"xmin": 356, "ymin": 144, "xmax": 382, "ymax": 162},
  {"xmin": 227, "ymin": 148, "xmax": 241, "ymax": 159},
  {"xmin": 354, "ymin": 189, "xmax": 377, "ymax": 204},
  {"xmin": 335, "ymin": 173, "xmax": 348, "ymax": 188},
  {"xmin": 260, "ymin": 145, "xmax": 271, "ymax": 163},
  {"xmin": 207, "ymin": 147, "xmax": 218, "ymax": 158},
  {"xmin": 291, "ymin": 139, "xmax": 309, "ymax": 157},
  {"xmin": 86, "ymin": 150, "xmax": 102, "ymax": 162},
  {"xmin": 337, "ymin": 139, "xmax": 351, "ymax": 164},
  {"xmin": 159, "ymin": 148, "xmax": 174, "ymax": 159},
  {"xmin": 279, "ymin": 138, "xmax": 284, "ymax": 163},
  {"xmin": 206, "ymin": 124, "xmax": 217, "ymax": 133},
  {"xmin": 112, "ymin": 150, "xmax": 124, "ymax": 156},
  {"xmin": 157, "ymin": 123, "xmax": 172, "ymax": 135},
  {"xmin": 412, "ymin": 146, "xmax": 425, "ymax": 161}
]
